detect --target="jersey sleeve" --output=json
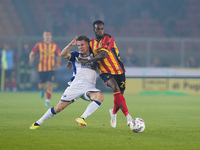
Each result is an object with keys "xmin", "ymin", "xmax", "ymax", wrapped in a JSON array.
[
  {"xmin": 68, "ymin": 51, "xmax": 79, "ymax": 62},
  {"xmin": 31, "ymin": 43, "xmax": 39, "ymax": 54}
]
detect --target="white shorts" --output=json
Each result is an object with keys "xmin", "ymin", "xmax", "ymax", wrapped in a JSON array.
[{"xmin": 60, "ymin": 82, "xmax": 101, "ymax": 102}]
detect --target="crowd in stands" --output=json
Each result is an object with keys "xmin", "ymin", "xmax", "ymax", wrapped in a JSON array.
[
  {"xmin": 0, "ymin": 0, "xmax": 199, "ymax": 38},
  {"xmin": 0, "ymin": 0, "xmax": 200, "ymax": 68},
  {"xmin": 44, "ymin": 0, "xmax": 199, "ymax": 38}
]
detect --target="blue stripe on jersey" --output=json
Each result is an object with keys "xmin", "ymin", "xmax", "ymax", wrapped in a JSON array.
[
  {"xmin": 94, "ymin": 100, "xmax": 101, "ymax": 106},
  {"xmin": 72, "ymin": 61, "xmax": 76, "ymax": 75},
  {"xmin": 69, "ymin": 51, "xmax": 79, "ymax": 75},
  {"xmin": 51, "ymin": 107, "xmax": 57, "ymax": 114},
  {"xmin": 69, "ymin": 51, "xmax": 79, "ymax": 62}
]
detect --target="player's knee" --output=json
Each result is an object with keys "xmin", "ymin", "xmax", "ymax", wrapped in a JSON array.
[
  {"xmin": 38, "ymin": 84, "xmax": 44, "ymax": 90},
  {"xmin": 54, "ymin": 106, "xmax": 62, "ymax": 113},
  {"xmin": 89, "ymin": 92, "xmax": 104, "ymax": 103},
  {"xmin": 97, "ymin": 92, "xmax": 104, "ymax": 103}
]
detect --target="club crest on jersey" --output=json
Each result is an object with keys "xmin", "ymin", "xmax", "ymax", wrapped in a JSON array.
[
  {"xmin": 106, "ymin": 75, "xmax": 110, "ymax": 79},
  {"xmin": 94, "ymin": 48, "xmax": 101, "ymax": 54}
]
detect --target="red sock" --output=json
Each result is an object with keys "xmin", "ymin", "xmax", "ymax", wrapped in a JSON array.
[
  {"xmin": 113, "ymin": 91, "xmax": 129, "ymax": 116},
  {"xmin": 113, "ymin": 91, "xmax": 120, "ymax": 114},
  {"xmin": 46, "ymin": 89, "xmax": 52, "ymax": 100}
]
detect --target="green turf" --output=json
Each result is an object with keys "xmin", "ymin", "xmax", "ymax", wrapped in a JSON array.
[{"xmin": 0, "ymin": 92, "xmax": 199, "ymax": 150}]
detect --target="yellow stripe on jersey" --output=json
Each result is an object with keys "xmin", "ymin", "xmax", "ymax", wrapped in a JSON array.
[
  {"xmin": 108, "ymin": 51, "xmax": 123, "ymax": 74},
  {"xmin": 52, "ymin": 44, "xmax": 56, "ymax": 66},
  {"xmin": 103, "ymin": 57, "xmax": 115, "ymax": 73},
  {"xmin": 97, "ymin": 60, "xmax": 107, "ymax": 74},
  {"xmin": 38, "ymin": 43, "xmax": 43, "ymax": 71},
  {"xmin": 43, "ymin": 43, "xmax": 47, "ymax": 71},
  {"xmin": 48, "ymin": 43, "xmax": 51, "ymax": 71}
]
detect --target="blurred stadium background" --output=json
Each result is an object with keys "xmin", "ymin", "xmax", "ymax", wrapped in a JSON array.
[{"xmin": 0, "ymin": 0, "xmax": 200, "ymax": 94}]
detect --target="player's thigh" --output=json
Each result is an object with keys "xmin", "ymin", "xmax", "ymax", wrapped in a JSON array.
[
  {"xmin": 115, "ymin": 73, "xmax": 126, "ymax": 91},
  {"xmin": 100, "ymin": 73, "xmax": 120, "ymax": 91},
  {"xmin": 47, "ymin": 71, "xmax": 55, "ymax": 82},
  {"xmin": 60, "ymin": 85, "xmax": 84, "ymax": 102},
  {"xmin": 38, "ymin": 71, "xmax": 47, "ymax": 83},
  {"xmin": 106, "ymin": 73, "xmax": 126, "ymax": 92},
  {"xmin": 107, "ymin": 78, "xmax": 120, "ymax": 92}
]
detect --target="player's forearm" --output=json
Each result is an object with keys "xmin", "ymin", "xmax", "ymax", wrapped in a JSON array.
[
  {"xmin": 57, "ymin": 55, "xmax": 61, "ymax": 63},
  {"xmin": 56, "ymin": 55, "xmax": 61, "ymax": 67},
  {"xmin": 88, "ymin": 51, "xmax": 108, "ymax": 62},
  {"xmin": 60, "ymin": 44, "xmax": 72, "ymax": 59},
  {"xmin": 29, "ymin": 53, "xmax": 34, "ymax": 63}
]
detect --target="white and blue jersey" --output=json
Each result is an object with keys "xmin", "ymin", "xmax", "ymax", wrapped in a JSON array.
[
  {"xmin": 68, "ymin": 51, "xmax": 97, "ymax": 85},
  {"xmin": 61, "ymin": 51, "xmax": 100, "ymax": 102}
]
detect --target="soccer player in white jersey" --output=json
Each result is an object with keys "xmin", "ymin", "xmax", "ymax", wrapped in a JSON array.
[{"xmin": 30, "ymin": 35, "xmax": 104, "ymax": 129}]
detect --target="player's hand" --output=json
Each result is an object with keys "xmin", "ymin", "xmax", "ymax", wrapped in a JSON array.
[
  {"xmin": 69, "ymin": 35, "xmax": 78, "ymax": 46},
  {"xmin": 29, "ymin": 57, "xmax": 34, "ymax": 63},
  {"xmin": 78, "ymin": 57, "xmax": 89, "ymax": 63},
  {"xmin": 56, "ymin": 62, "xmax": 61, "ymax": 69},
  {"xmin": 66, "ymin": 61, "xmax": 72, "ymax": 70}
]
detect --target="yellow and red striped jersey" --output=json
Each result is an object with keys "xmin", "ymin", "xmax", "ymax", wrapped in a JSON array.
[
  {"xmin": 89, "ymin": 34, "xmax": 125, "ymax": 75},
  {"xmin": 31, "ymin": 42, "xmax": 60, "ymax": 72}
]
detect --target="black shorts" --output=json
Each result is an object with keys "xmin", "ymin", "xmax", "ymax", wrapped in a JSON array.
[
  {"xmin": 39, "ymin": 71, "xmax": 55, "ymax": 83},
  {"xmin": 100, "ymin": 72, "xmax": 126, "ymax": 91}
]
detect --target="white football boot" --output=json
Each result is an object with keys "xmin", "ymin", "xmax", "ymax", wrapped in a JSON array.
[
  {"xmin": 109, "ymin": 108, "xmax": 117, "ymax": 128},
  {"xmin": 126, "ymin": 114, "xmax": 132, "ymax": 126}
]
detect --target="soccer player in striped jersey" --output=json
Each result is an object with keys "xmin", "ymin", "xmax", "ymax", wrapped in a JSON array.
[
  {"xmin": 29, "ymin": 30, "xmax": 61, "ymax": 106},
  {"xmin": 78, "ymin": 20, "xmax": 132, "ymax": 128},
  {"xmin": 30, "ymin": 35, "xmax": 104, "ymax": 129}
]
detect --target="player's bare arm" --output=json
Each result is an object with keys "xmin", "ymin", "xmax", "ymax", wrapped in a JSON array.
[
  {"xmin": 56, "ymin": 55, "xmax": 62, "ymax": 68},
  {"xmin": 78, "ymin": 50, "xmax": 108, "ymax": 63},
  {"xmin": 66, "ymin": 61, "xmax": 72, "ymax": 70},
  {"xmin": 29, "ymin": 52, "xmax": 34, "ymax": 63},
  {"xmin": 60, "ymin": 35, "xmax": 78, "ymax": 59}
]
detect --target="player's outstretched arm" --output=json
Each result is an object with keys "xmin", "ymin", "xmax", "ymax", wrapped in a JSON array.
[
  {"xmin": 60, "ymin": 35, "xmax": 78, "ymax": 59},
  {"xmin": 78, "ymin": 50, "xmax": 108, "ymax": 63},
  {"xmin": 29, "ymin": 52, "xmax": 35, "ymax": 63},
  {"xmin": 56, "ymin": 55, "xmax": 61, "ymax": 69}
]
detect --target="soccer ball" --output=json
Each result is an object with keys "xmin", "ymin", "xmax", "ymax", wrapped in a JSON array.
[{"xmin": 130, "ymin": 118, "xmax": 145, "ymax": 133}]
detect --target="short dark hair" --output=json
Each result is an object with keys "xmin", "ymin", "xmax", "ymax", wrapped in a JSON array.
[
  {"xmin": 77, "ymin": 35, "xmax": 90, "ymax": 43},
  {"xmin": 43, "ymin": 30, "xmax": 52, "ymax": 33},
  {"xmin": 93, "ymin": 20, "xmax": 104, "ymax": 28}
]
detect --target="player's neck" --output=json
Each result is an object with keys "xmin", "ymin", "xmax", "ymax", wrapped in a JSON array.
[
  {"xmin": 95, "ymin": 36, "xmax": 103, "ymax": 41},
  {"xmin": 81, "ymin": 52, "xmax": 90, "ymax": 57},
  {"xmin": 95, "ymin": 33, "xmax": 105, "ymax": 41},
  {"xmin": 44, "ymin": 41, "xmax": 51, "ymax": 44}
]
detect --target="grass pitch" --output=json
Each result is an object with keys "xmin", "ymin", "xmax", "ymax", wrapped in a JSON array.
[{"xmin": 0, "ymin": 92, "xmax": 199, "ymax": 150}]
